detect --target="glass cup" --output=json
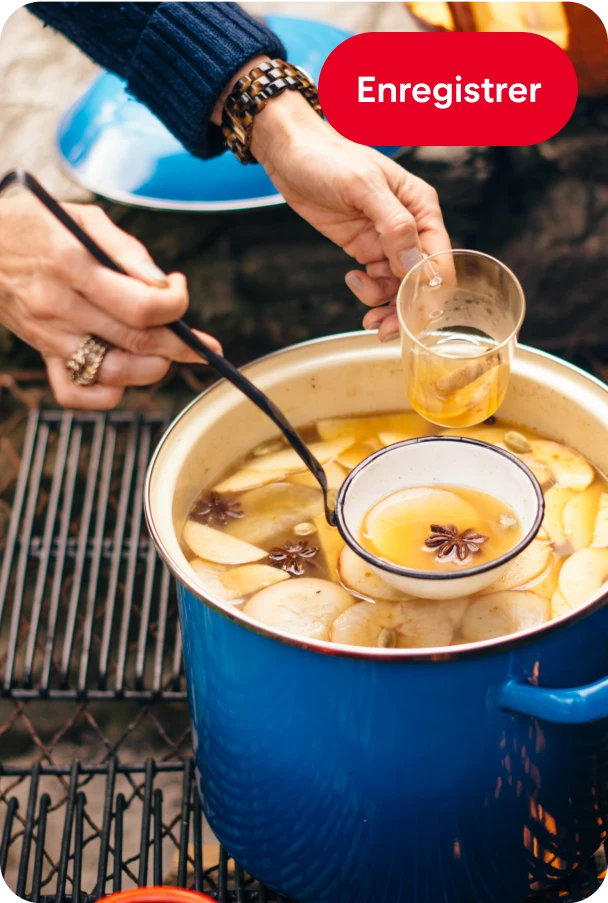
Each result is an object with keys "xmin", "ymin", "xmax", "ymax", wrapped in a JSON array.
[{"xmin": 397, "ymin": 249, "xmax": 525, "ymax": 429}]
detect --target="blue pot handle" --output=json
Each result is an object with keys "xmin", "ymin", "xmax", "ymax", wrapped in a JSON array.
[{"xmin": 499, "ymin": 676, "xmax": 608, "ymax": 723}]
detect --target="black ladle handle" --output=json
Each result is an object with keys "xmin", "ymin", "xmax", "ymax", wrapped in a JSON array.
[{"xmin": 0, "ymin": 169, "xmax": 335, "ymax": 524}]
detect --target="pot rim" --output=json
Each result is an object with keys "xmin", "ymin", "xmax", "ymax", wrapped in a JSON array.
[
  {"xmin": 144, "ymin": 332, "xmax": 608, "ymax": 663},
  {"xmin": 334, "ymin": 436, "xmax": 545, "ymax": 580}
]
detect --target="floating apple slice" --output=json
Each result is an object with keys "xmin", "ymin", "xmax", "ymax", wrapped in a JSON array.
[
  {"xmin": 337, "ymin": 439, "xmax": 381, "ymax": 471},
  {"xmin": 558, "ymin": 547, "xmax": 608, "ymax": 609},
  {"xmin": 249, "ymin": 438, "xmax": 353, "ymax": 474},
  {"xmin": 483, "ymin": 540, "xmax": 551, "ymax": 593},
  {"xmin": 330, "ymin": 597, "xmax": 468, "ymax": 649},
  {"xmin": 289, "ymin": 461, "xmax": 347, "ymax": 490},
  {"xmin": 592, "ymin": 494, "xmax": 608, "ymax": 548},
  {"xmin": 461, "ymin": 591, "xmax": 550, "ymax": 643},
  {"xmin": 337, "ymin": 545, "xmax": 407, "ymax": 602},
  {"xmin": 520, "ymin": 552, "xmax": 561, "ymax": 599},
  {"xmin": 214, "ymin": 467, "xmax": 287, "ymax": 493},
  {"xmin": 529, "ymin": 440, "xmax": 594, "ymax": 491},
  {"xmin": 440, "ymin": 425, "xmax": 511, "ymax": 446},
  {"xmin": 551, "ymin": 588, "xmax": 574, "ymax": 619},
  {"xmin": 243, "ymin": 577, "xmax": 354, "ymax": 640},
  {"xmin": 224, "ymin": 483, "xmax": 322, "ymax": 546},
  {"xmin": 188, "ymin": 558, "xmax": 235, "ymax": 603},
  {"xmin": 220, "ymin": 564, "xmax": 289, "ymax": 598},
  {"xmin": 562, "ymin": 483, "xmax": 603, "ymax": 552},
  {"xmin": 542, "ymin": 486, "xmax": 577, "ymax": 555},
  {"xmin": 183, "ymin": 520, "xmax": 266, "ymax": 565},
  {"xmin": 317, "ymin": 412, "xmax": 431, "ymax": 444}
]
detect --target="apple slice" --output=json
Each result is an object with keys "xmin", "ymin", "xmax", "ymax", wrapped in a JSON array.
[
  {"xmin": 337, "ymin": 439, "xmax": 381, "ymax": 471},
  {"xmin": 317, "ymin": 412, "xmax": 431, "ymax": 444},
  {"xmin": 183, "ymin": 520, "xmax": 266, "ymax": 565},
  {"xmin": 220, "ymin": 564, "xmax": 289, "ymax": 598},
  {"xmin": 529, "ymin": 440, "xmax": 594, "ymax": 491},
  {"xmin": 592, "ymin": 493, "xmax": 608, "ymax": 548},
  {"xmin": 249, "ymin": 438, "xmax": 353, "ymax": 474},
  {"xmin": 558, "ymin": 547, "xmax": 608, "ymax": 609},
  {"xmin": 551, "ymin": 588, "xmax": 574, "ymax": 619},
  {"xmin": 330, "ymin": 597, "xmax": 468, "ymax": 649},
  {"xmin": 562, "ymin": 483, "xmax": 603, "ymax": 552},
  {"xmin": 542, "ymin": 486, "xmax": 577, "ymax": 555},
  {"xmin": 289, "ymin": 461, "xmax": 347, "ymax": 490},
  {"xmin": 337, "ymin": 545, "xmax": 408, "ymax": 602},
  {"xmin": 314, "ymin": 512, "xmax": 345, "ymax": 578},
  {"xmin": 188, "ymin": 558, "xmax": 235, "ymax": 603},
  {"xmin": 214, "ymin": 467, "xmax": 287, "ymax": 493},
  {"xmin": 483, "ymin": 540, "xmax": 551, "ymax": 593},
  {"xmin": 461, "ymin": 591, "xmax": 550, "ymax": 643},
  {"xmin": 243, "ymin": 577, "xmax": 354, "ymax": 640},
  {"xmin": 224, "ymin": 483, "xmax": 322, "ymax": 546},
  {"xmin": 440, "ymin": 425, "xmax": 510, "ymax": 447}
]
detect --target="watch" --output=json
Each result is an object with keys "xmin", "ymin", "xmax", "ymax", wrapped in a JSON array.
[{"xmin": 222, "ymin": 59, "xmax": 323, "ymax": 164}]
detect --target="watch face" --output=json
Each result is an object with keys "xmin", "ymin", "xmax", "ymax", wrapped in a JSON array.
[{"xmin": 57, "ymin": 16, "xmax": 405, "ymax": 212}]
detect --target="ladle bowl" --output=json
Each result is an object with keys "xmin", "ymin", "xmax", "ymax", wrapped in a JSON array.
[{"xmin": 334, "ymin": 436, "xmax": 545, "ymax": 600}]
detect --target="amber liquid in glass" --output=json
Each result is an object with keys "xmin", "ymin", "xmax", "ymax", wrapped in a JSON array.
[
  {"xmin": 406, "ymin": 331, "xmax": 509, "ymax": 429},
  {"xmin": 360, "ymin": 484, "xmax": 522, "ymax": 572}
]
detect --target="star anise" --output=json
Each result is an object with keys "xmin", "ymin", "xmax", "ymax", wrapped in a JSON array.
[
  {"xmin": 191, "ymin": 491, "xmax": 243, "ymax": 526},
  {"xmin": 425, "ymin": 524, "xmax": 488, "ymax": 564},
  {"xmin": 268, "ymin": 541, "xmax": 319, "ymax": 576}
]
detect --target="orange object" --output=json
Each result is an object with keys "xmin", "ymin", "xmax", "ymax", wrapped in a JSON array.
[
  {"xmin": 405, "ymin": 1, "xmax": 608, "ymax": 95},
  {"xmin": 102, "ymin": 889, "xmax": 215, "ymax": 903}
]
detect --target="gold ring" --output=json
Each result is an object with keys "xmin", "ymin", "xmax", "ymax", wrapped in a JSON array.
[{"xmin": 65, "ymin": 335, "xmax": 109, "ymax": 386}]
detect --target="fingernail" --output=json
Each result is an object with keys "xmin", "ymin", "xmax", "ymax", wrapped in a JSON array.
[
  {"xmin": 399, "ymin": 248, "xmax": 423, "ymax": 272},
  {"xmin": 380, "ymin": 332, "xmax": 400, "ymax": 343},
  {"xmin": 345, "ymin": 273, "xmax": 363, "ymax": 292},
  {"xmin": 128, "ymin": 259, "xmax": 169, "ymax": 287}
]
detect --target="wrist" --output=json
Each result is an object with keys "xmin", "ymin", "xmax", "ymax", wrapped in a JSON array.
[
  {"xmin": 250, "ymin": 89, "xmax": 325, "ymax": 167},
  {"xmin": 211, "ymin": 55, "xmax": 271, "ymax": 126}
]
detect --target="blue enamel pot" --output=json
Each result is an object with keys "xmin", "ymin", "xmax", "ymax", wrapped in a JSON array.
[{"xmin": 145, "ymin": 333, "xmax": 608, "ymax": 903}]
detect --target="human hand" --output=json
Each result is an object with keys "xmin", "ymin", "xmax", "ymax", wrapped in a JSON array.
[
  {"xmin": 0, "ymin": 196, "xmax": 222, "ymax": 408},
  {"xmin": 252, "ymin": 91, "xmax": 451, "ymax": 341}
]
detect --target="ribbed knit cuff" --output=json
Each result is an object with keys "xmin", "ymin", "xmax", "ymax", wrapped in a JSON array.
[{"xmin": 127, "ymin": 2, "xmax": 286, "ymax": 159}]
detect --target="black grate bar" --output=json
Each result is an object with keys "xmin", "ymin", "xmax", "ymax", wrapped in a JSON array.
[
  {"xmin": 0, "ymin": 795, "xmax": 18, "ymax": 874},
  {"xmin": 16, "ymin": 761, "xmax": 41, "ymax": 898},
  {"xmin": 95, "ymin": 757, "xmax": 116, "ymax": 900},
  {"xmin": 72, "ymin": 792, "xmax": 86, "ymax": 903},
  {"xmin": 218, "ymin": 847, "xmax": 228, "ymax": 903},
  {"xmin": 115, "ymin": 422, "xmax": 151, "ymax": 694},
  {"xmin": 55, "ymin": 760, "xmax": 80, "ymax": 903},
  {"xmin": 192, "ymin": 787, "xmax": 204, "ymax": 893},
  {"xmin": 0, "ymin": 409, "xmax": 39, "ymax": 623},
  {"xmin": 171, "ymin": 617, "xmax": 183, "ymax": 692},
  {"xmin": 177, "ymin": 759, "xmax": 193, "ymax": 888},
  {"xmin": 135, "ymin": 542, "xmax": 158, "ymax": 691},
  {"xmin": 137, "ymin": 758, "xmax": 155, "ymax": 887},
  {"xmin": 98, "ymin": 419, "xmax": 138, "ymax": 688},
  {"xmin": 77, "ymin": 422, "xmax": 115, "ymax": 694},
  {"xmin": 113, "ymin": 794, "xmax": 125, "ymax": 894},
  {"xmin": 3, "ymin": 423, "xmax": 49, "ymax": 691},
  {"xmin": 23, "ymin": 414, "xmax": 74, "ymax": 689},
  {"xmin": 39, "ymin": 421, "xmax": 83, "ymax": 691},
  {"xmin": 60, "ymin": 414, "xmax": 105, "ymax": 688},
  {"xmin": 1, "ymin": 763, "xmax": 186, "ymax": 777},
  {"xmin": 31, "ymin": 793, "xmax": 51, "ymax": 903},
  {"xmin": 153, "ymin": 789, "xmax": 163, "ymax": 887},
  {"xmin": 235, "ymin": 863, "xmax": 246, "ymax": 903}
]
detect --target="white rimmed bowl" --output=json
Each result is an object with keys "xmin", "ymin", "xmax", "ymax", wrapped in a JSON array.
[{"xmin": 334, "ymin": 436, "xmax": 545, "ymax": 600}]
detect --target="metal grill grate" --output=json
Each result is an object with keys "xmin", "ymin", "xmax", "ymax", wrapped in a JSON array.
[
  {"xmin": 1, "ymin": 410, "xmax": 184, "ymax": 702},
  {"xmin": 1, "ymin": 405, "xmax": 606, "ymax": 902}
]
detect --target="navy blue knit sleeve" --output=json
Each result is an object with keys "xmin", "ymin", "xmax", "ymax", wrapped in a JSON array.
[{"xmin": 28, "ymin": 2, "xmax": 286, "ymax": 158}]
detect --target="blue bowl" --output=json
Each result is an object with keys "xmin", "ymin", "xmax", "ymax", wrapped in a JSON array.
[
  {"xmin": 57, "ymin": 15, "xmax": 403, "ymax": 211},
  {"xmin": 145, "ymin": 334, "xmax": 608, "ymax": 903}
]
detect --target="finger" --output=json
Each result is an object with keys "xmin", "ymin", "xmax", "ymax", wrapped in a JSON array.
[
  {"xmin": 45, "ymin": 356, "xmax": 124, "ymax": 410},
  {"xmin": 46, "ymin": 288, "xmax": 222, "ymax": 361},
  {"xmin": 356, "ymin": 181, "xmax": 421, "ymax": 279},
  {"xmin": 362, "ymin": 305, "xmax": 394, "ymax": 331},
  {"xmin": 65, "ymin": 204, "xmax": 169, "ymax": 287},
  {"xmin": 345, "ymin": 270, "xmax": 398, "ymax": 308},
  {"xmin": 97, "ymin": 349, "xmax": 171, "ymax": 387},
  {"xmin": 377, "ymin": 312, "xmax": 400, "ymax": 342}
]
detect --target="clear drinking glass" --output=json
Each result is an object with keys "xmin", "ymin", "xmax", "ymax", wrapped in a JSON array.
[{"xmin": 397, "ymin": 250, "xmax": 525, "ymax": 429}]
